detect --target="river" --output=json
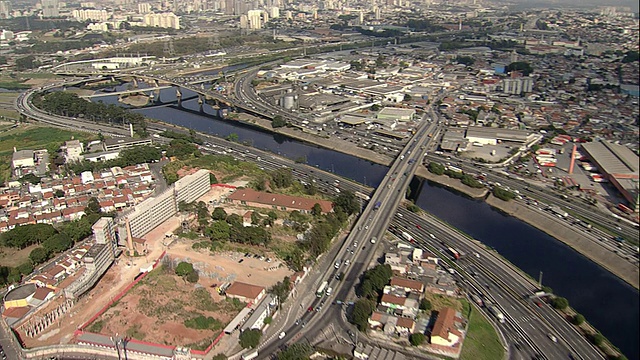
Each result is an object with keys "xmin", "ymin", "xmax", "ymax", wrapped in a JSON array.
[{"xmin": 90, "ymin": 86, "xmax": 638, "ymax": 359}]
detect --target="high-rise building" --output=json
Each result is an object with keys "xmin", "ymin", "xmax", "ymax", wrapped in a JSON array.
[
  {"xmin": 224, "ymin": 0, "xmax": 234, "ymax": 15},
  {"xmin": 247, "ymin": 9, "xmax": 262, "ymax": 29},
  {"xmin": 143, "ymin": 12, "xmax": 180, "ymax": 29},
  {"xmin": 41, "ymin": 0, "xmax": 59, "ymax": 17},
  {"xmin": 138, "ymin": 2, "xmax": 151, "ymax": 13},
  {"xmin": 269, "ymin": 6, "xmax": 279, "ymax": 18},
  {"xmin": 0, "ymin": 1, "xmax": 11, "ymax": 19}
]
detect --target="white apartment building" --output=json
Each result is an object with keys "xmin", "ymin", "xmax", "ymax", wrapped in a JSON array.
[
  {"xmin": 143, "ymin": 12, "xmax": 180, "ymax": 29},
  {"xmin": 73, "ymin": 9, "xmax": 109, "ymax": 22},
  {"xmin": 138, "ymin": 3, "xmax": 151, "ymax": 14}
]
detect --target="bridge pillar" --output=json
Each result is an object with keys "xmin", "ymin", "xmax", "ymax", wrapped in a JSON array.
[
  {"xmin": 149, "ymin": 91, "xmax": 155, "ymax": 103},
  {"xmin": 176, "ymin": 88, "xmax": 182, "ymax": 107},
  {"xmin": 132, "ymin": 77, "xmax": 138, "ymax": 88},
  {"xmin": 153, "ymin": 79, "xmax": 159, "ymax": 87},
  {"xmin": 198, "ymin": 95, "xmax": 204, "ymax": 112}
]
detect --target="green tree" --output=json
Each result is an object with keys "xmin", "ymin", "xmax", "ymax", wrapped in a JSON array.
[
  {"xmin": 85, "ymin": 197, "xmax": 102, "ymax": 215},
  {"xmin": 428, "ymin": 162, "xmax": 445, "ymax": 175},
  {"xmin": 211, "ymin": 354, "xmax": 228, "ymax": 360},
  {"xmin": 175, "ymin": 262, "xmax": 194, "ymax": 277},
  {"xmin": 29, "ymin": 247, "xmax": 50, "ymax": 264},
  {"xmin": 493, "ymin": 186, "xmax": 515, "ymax": 201},
  {"xmin": 54, "ymin": 189, "xmax": 65, "ymax": 198},
  {"xmin": 409, "ymin": 333, "xmax": 425, "ymax": 346},
  {"xmin": 226, "ymin": 133, "xmax": 239, "ymax": 142},
  {"xmin": 351, "ymin": 299, "xmax": 375, "ymax": 331},
  {"xmin": 186, "ymin": 270, "xmax": 200, "ymax": 283},
  {"xmin": 552, "ymin": 297, "xmax": 569, "ymax": 310},
  {"xmin": 572, "ymin": 313, "xmax": 585, "ymax": 325},
  {"xmin": 419, "ymin": 298, "xmax": 432, "ymax": 311},
  {"xmin": 591, "ymin": 333, "xmax": 604, "ymax": 346},
  {"xmin": 269, "ymin": 276, "xmax": 291, "ymax": 308},
  {"xmin": 209, "ymin": 173, "xmax": 218, "ymax": 184},
  {"xmin": 333, "ymin": 191, "xmax": 359, "ymax": 215},
  {"xmin": 403, "ymin": 94, "xmax": 412, "ymax": 102},
  {"xmin": 311, "ymin": 203, "xmax": 323, "ymax": 217},
  {"xmin": 506, "ymin": 61, "xmax": 534, "ymax": 76},
  {"xmin": 272, "ymin": 115, "xmax": 286, "ymax": 128},
  {"xmin": 212, "ymin": 207, "xmax": 227, "ymax": 221},
  {"xmin": 16, "ymin": 262, "xmax": 34, "ymax": 275},
  {"xmin": 205, "ymin": 221, "xmax": 230, "ymax": 241},
  {"xmin": 239, "ymin": 329, "xmax": 262, "ymax": 348},
  {"xmin": 276, "ymin": 342, "xmax": 314, "ymax": 360}
]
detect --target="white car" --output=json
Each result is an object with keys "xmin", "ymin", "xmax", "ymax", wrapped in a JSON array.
[
  {"xmin": 547, "ymin": 333, "xmax": 558, "ymax": 343},
  {"xmin": 279, "ymin": 332, "xmax": 286, "ymax": 339}
]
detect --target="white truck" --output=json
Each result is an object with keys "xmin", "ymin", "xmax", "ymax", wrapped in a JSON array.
[
  {"xmin": 488, "ymin": 305, "xmax": 505, "ymax": 323},
  {"xmin": 401, "ymin": 231, "xmax": 414, "ymax": 243}
]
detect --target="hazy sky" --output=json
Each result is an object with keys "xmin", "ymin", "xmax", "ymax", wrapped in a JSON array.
[{"xmin": 507, "ymin": 0, "xmax": 639, "ymax": 11}]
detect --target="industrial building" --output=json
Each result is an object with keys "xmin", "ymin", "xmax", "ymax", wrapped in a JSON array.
[
  {"xmin": 465, "ymin": 127, "xmax": 535, "ymax": 145},
  {"xmin": 227, "ymin": 188, "xmax": 333, "ymax": 214},
  {"xmin": 103, "ymin": 137, "xmax": 153, "ymax": 152},
  {"xmin": 581, "ymin": 141, "xmax": 639, "ymax": 211}
]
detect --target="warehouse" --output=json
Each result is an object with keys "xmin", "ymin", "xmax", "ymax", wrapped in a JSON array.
[
  {"xmin": 465, "ymin": 127, "xmax": 534, "ymax": 146},
  {"xmin": 581, "ymin": 141, "xmax": 639, "ymax": 212}
]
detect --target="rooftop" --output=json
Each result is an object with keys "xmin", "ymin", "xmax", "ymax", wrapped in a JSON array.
[
  {"xmin": 581, "ymin": 141, "xmax": 639, "ymax": 176},
  {"xmin": 225, "ymin": 281, "xmax": 265, "ymax": 300}
]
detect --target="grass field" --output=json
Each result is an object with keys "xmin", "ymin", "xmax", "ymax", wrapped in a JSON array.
[
  {"xmin": 0, "ymin": 125, "xmax": 95, "ymax": 183},
  {"xmin": 460, "ymin": 299, "xmax": 505, "ymax": 360}
]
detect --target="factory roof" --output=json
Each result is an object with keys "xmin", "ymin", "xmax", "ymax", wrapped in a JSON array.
[{"xmin": 581, "ymin": 141, "xmax": 639, "ymax": 176}]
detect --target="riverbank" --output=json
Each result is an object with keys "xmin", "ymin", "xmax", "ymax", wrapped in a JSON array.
[
  {"xmin": 486, "ymin": 194, "xmax": 639, "ymax": 290},
  {"xmin": 237, "ymin": 114, "xmax": 394, "ymax": 167},
  {"xmin": 415, "ymin": 167, "xmax": 488, "ymax": 199}
]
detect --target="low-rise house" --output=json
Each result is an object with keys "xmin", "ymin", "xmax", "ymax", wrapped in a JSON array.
[{"xmin": 225, "ymin": 282, "xmax": 266, "ymax": 304}]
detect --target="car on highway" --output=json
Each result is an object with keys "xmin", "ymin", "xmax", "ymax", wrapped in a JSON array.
[
  {"xmin": 279, "ymin": 332, "xmax": 286, "ymax": 339},
  {"xmin": 547, "ymin": 333, "xmax": 558, "ymax": 343},
  {"xmin": 416, "ymin": 224, "xmax": 422, "ymax": 229}
]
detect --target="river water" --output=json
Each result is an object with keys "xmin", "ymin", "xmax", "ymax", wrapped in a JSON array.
[{"xmin": 91, "ymin": 86, "xmax": 638, "ymax": 358}]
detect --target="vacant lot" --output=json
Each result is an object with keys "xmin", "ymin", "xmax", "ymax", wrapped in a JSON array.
[
  {"xmin": 90, "ymin": 266, "xmax": 245, "ymax": 350},
  {"xmin": 0, "ymin": 244, "xmax": 38, "ymax": 268},
  {"xmin": 83, "ymin": 240, "xmax": 293, "ymax": 350}
]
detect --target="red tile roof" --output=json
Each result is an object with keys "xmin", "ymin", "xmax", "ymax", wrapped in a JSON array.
[
  {"xmin": 225, "ymin": 282, "xmax": 265, "ymax": 300},
  {"xmin": 432, "ymin": 307, "xmax": 456, "ymax": 340},
  {"xmin": 228, "ymin": 188, "xmax": 333, "ymax": 213}
]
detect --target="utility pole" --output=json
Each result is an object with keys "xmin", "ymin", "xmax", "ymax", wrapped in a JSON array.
[{"xmin": 538, "ymin": 271, "xmax": 543, "ymax": 288}]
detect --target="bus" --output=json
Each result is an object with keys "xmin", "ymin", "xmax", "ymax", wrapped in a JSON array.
[
  {"xmin": 355, "ymin": 191, "xmax": 371, "ymax": 201},
  {"xmin": 317, "ymin": 281, "xmax": 328, "ymax": 297}
]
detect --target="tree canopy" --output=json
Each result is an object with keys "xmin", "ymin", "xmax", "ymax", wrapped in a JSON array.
[
  {"xmin": 239, "ymin": 329, "xmax": 262, "ymax": 348},
  {"xmin": 34, "ymin": 91, "xmax": 147, "ymax": 137}
]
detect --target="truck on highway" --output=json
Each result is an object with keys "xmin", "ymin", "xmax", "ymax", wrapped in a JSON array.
[
  {"xmin": 447, "ymin": 247, "xmax": 461, "ymax": 260},
  {"xmin": 488, "ymin": 305, "xmax": 505, "ymax": 323},
  {"xmin": 373, "ymin": 201, "xmax": 382, "ymax": 210},
  {"xmin": 470, "ymin": 294, "xmax": 484, "ymax": 307},
  {"xmin": 547, "ymin": 205, "xmax": 568, "ymax": 218},
  {"xmin": 401, "ymin": 231, "xmax": 415, "ymax": 243},
  {"xmin": 317, "ymin": 281, "xmax": 328, "ymax": 297}
]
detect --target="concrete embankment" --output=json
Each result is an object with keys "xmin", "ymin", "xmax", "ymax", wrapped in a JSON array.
[{"xmin": 485, "ymin": 194, "xmax": 640, "ymax": 290}]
